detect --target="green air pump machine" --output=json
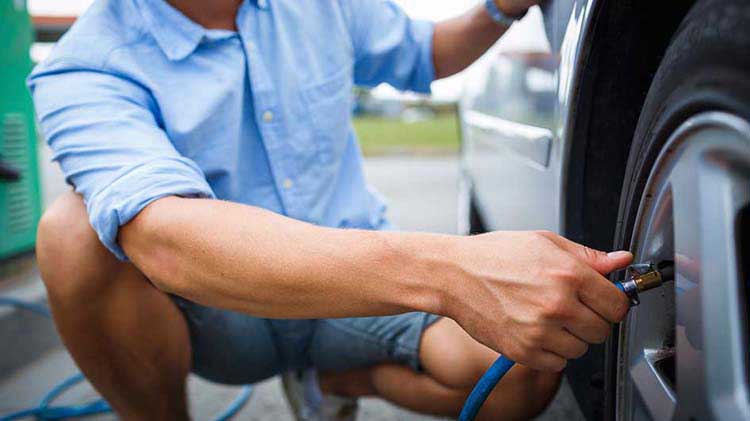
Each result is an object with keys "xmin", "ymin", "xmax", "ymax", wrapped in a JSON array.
[{"xmin": 0, "ymin": 0, "xmax": 42, "ymax": 259}]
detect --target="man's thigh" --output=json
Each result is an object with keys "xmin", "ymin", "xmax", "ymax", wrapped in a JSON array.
[{"xmin": 309, "ymin": 312, "xmax": 441, "ymax": 373}]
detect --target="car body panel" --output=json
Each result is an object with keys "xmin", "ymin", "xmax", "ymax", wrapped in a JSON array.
[{"xmin": 459, "ymin": 0, "xmax": 593, "ymax": 233}]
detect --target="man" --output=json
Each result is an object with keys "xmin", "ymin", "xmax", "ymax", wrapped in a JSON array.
[{"xmin": 29, "ymin": 0, "xmax": 633, "ymax": 419}]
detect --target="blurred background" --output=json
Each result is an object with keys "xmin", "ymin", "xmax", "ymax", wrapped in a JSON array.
[{"xmin": 0, "ymin": 0, "xmax": 579, "ymax": 419}]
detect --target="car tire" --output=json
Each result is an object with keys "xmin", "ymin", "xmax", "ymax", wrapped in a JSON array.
[{"xmin": 606, "ymin": 0, "xmax": 750, "ymax": 419}]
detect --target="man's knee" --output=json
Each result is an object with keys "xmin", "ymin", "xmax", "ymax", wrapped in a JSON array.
[
  {"xmin": 420, "ymin": 319, "xmax": 561, "ymax": 418},
  {"xmin": 507, "ymin": 366, "xmax": 561, "ymax": 418},
  {"xmin": 420, "ymin": 318, "xmax": 499, "ymax": 389},
  {"xmin": 36, "ymin": 191, "xmax": 122, "ymax": 299}
]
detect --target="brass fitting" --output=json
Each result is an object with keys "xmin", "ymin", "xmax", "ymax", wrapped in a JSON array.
[
  {"xmin": 619, "ymin": 263, "xmax": 665, "ymax": 306},
  {"xmin": 632, "ymin": 267, "xmax": 663, "ymax": 293}
]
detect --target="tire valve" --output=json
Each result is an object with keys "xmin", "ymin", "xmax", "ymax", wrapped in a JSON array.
[{"xmin": 617, "ymin": 262, "xmax": 673, "ymax": 306}]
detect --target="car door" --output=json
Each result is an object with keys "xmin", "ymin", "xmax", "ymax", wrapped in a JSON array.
[{"xmin": 459, "ymin": 0, "xmax": 588, "ymax": 233}]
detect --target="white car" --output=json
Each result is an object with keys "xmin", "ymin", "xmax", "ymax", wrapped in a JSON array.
[{"xmin": 458, "ymin": 0, "xmax": 750, "ymax": 420}]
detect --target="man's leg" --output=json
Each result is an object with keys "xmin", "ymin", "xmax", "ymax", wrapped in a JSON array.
[
  {"xmin": 36, "ymin": 192, "xmax": 191, "ymax": 420},
  {"xmin": 318, "ymin": 318, "xmax": 561, "ymax": 420},
  {"xmin": 384, "ymin": 318, "xmax": 560, "ymax": 419}
]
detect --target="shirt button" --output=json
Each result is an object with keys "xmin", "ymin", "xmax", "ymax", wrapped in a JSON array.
[
  {"xmin": 283, "ymin": 178, "xmax": 294, "ymax": 189},
  {"xmin": 263, "ymin": 111, "xmax": 274, "ymax": 122},
  {"xmin": 257, "ymin": 0, "xmax": 267, "ymax": 7}
]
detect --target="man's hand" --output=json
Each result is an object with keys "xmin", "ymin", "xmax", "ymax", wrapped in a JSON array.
[
  {"xmin": 495, "ymin": 0, "xmax": 540, "ymax": 17},
  {"xmin": 440, "ymin": 231, "xmax": 632, "ymax": 372}
]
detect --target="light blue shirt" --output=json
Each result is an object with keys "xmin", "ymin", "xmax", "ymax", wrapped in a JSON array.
[{"xmin": 29, "ymin": 0, "xmax": 435, "ymax": 260}]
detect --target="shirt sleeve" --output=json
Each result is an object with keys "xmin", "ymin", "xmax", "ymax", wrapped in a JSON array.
[
  {"xmin": 346, "ymin": 0, "xmax": 435, "ymax": 94},
  {"xmin": 28, "ymin": 60, "xmax": 215, "ymax": 260}
]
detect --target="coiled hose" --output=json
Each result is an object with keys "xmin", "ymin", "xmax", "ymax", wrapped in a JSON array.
[{"xmin": 0, "ymin": 296, "xmax": 252, "ymax": 421}]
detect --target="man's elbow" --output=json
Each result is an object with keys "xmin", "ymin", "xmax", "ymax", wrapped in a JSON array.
[{"xmin": 119, "ymin": 196, "xmax": 188, "ymax": 294}]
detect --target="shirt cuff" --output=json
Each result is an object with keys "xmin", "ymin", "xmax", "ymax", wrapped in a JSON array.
[
  {"xmin": 86, "ymin": 157, "xmax": 215, "ymax": 261},
  {"xmin": 412, "ymin": 19, "xmax": 436, "ymax": 94}
]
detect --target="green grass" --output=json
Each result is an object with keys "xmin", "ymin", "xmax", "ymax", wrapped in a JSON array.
[{"xmin": 353, "ymin": 113, "xmax": 459, "ymax": 156}]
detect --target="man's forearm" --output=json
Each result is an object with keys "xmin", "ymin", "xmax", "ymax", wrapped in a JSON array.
[
  {"xmin": 120, "ymin": 196, "xmax": 451, "ymax": 319},
  {"xmin": 118, "ymin": 196, "xmax": 634, "ymax": 371},
  {"xmin": 432, "ymin": 4, "xmax": 506, "ymax": 79}
]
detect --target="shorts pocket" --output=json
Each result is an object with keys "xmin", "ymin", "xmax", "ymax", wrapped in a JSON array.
[{"xmin": 301, "ymin": 66, "xmax": 353, "ymax": 164}]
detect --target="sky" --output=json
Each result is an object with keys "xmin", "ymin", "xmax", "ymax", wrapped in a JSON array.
[{"xmin": 28, "ymin": 0, "xmax": 511, "ymax": 101}]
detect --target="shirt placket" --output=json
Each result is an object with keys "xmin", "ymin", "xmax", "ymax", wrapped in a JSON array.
[{"xmin": 237, "ymin": 4, "xmax": 299, "ymax": 218}]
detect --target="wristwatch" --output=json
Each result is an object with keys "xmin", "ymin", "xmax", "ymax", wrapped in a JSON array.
[{"xmin": 484, "ymin": 0, "xmax": 527, "ymax": 27}]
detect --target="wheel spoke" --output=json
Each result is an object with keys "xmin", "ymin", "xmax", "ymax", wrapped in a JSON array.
[
  {"xmin": 669, "ymin": 116, "xmax": 750, "ymax": 419},
  {"xmin": 629, "ymin": 348, "xmax": 677, "ymax": 420}
]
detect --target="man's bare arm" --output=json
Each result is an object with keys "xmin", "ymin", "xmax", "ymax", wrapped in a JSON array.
[
  {"xmin": 120, "ymin": 196, "xmax": 448, "ymax": 319},
  {"xmin": 432, "ymin": 0, "xmax": 538, "ymax": 79},
  {"xmin": 120, "ymin": 196, "xmax": 632, "ymax": 372}
]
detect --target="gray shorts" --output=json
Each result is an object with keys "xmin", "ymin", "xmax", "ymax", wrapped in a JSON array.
[{"xmin": 171, "ymin": 296, "xmax": 441, "ymax": 385}]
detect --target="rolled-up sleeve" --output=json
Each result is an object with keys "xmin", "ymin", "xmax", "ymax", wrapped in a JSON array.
[
  {"xmin": 28, "ymin": 60, "xmax": 215, "ymax": 260},
  {"xmin": 346, "ymin": 0, "xmax": 435, "ymax": 93}
]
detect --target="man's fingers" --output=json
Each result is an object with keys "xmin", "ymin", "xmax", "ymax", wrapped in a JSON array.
[
  {"xmin": 543, "ymin": 330, "xmax": 589, "ymax": 359},
  {"xmin": 538, "ymin": 231, "xmax": 633, "ymax": 275},
  {"xmin": 536, "ymin": 231, "xmax": 632, "ymax": 322},
  {"xmin": 565, "ymin": 304, "xmax": 612, "ymax": 344},
  {"xmin": 526, "ymin": 351, "xmax": 567, "ymax": 372},
  {"xmin": 567, "ymin": 242, "xmax": 631, "ymax": 275},
  {"xmin": 599, "ymin": 250, "xmax": 634, "ymax": 274},
  {"xmin": 577, "ymin": 268, "xmax": 631, "ymax": 323}
]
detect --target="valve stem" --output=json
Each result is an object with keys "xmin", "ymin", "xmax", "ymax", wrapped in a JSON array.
[{"xmin": 618, "ymin": 263, "xmax": 667, "ymax": 306}]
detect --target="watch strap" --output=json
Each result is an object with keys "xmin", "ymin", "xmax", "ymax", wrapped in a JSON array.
[{"xmin": 484, "ymin": 0, "xmax": 527, "ymax": 27}]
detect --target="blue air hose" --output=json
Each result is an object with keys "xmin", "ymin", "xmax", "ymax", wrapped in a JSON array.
[
  {"xmin": 459, "ymin": 276, "xmax": 654, "ymax": 421},
  {"xmin": 458, "ymin": 355, "xmax": 515, "ymax": 420},
  {"xmin": 215, "ymin": 385, "xmax": 254, "ymax": 421},
  {"xmin": 0, "ymin": 296, "xmax": 252, "ymax": 421}
]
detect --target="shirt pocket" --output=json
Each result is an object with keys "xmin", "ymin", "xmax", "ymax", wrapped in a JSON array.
[{"xmin": 300, "ymin": 66, "xmax": 353, "ymax": 164}]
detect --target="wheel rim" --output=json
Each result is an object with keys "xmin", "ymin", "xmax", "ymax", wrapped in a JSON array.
[{"xmin": 617, "ymin": 111, "xmax": 750, "ymax": 420}]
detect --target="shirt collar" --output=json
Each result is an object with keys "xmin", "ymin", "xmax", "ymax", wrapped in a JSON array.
[{"xmin": 135, "ymin": 0, "xmax": 266, "ymax": 61}]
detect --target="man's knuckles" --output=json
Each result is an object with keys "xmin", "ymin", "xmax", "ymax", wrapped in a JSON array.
[
  {"xmin": 545, "ymin": 258, "xmax": 586, "ymax": 286},
  {"xmin": 579, "ymin": 245, "xmax": 609, "ymax": 267},
  {"xmin": 588, "ymin": 327, "xmax": 610, "ymax": 344},
  {"xmin": 538, "ymin": 293, "xmax": 575, "ymax": 322},
  {"xmin": 611, "ymin": 294, "xmax": 631, "ymax": 322},
  {"xmin": 524, "ymin": 326, "xmax": 549, "ymax": 347},
  {"xmin": 595, "ymin": 290, "xmax": 630, "ymax": 323},
  {"xmin": 564, "ymin": 341, "xmax": 589, "ymax": 359},
  {"xmin": 522, "ymin": 350, "xmax": 566, "ymax": 373}
]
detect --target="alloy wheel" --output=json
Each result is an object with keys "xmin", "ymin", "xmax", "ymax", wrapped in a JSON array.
[{"xmin": 617, "ymin": 112, "xmax": 750, "ymax": 420}]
